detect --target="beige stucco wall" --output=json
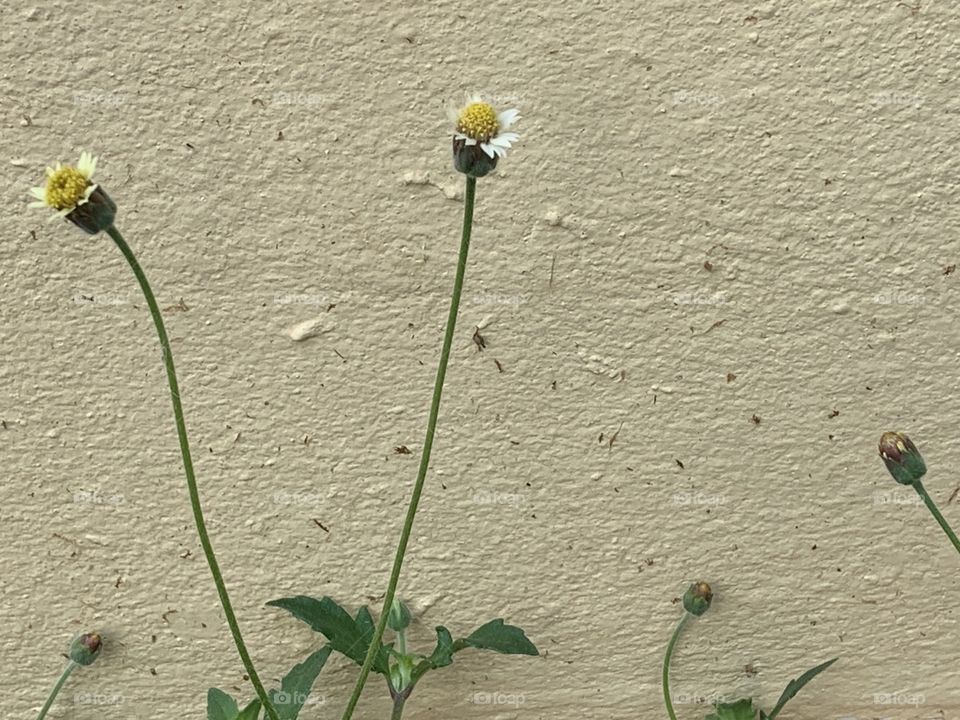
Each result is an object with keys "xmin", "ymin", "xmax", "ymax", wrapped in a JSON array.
[{"xmin": 4, "ymin": 1, "xmax": 959, "ymax": 718}]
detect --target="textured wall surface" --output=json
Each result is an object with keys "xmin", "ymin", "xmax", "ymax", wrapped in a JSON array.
[{"xmin": 3, "ymin": 2, "xmax": 959, "ymax": 719}]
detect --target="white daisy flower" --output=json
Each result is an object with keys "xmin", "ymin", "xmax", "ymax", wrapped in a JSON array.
[
  {"xmin": 452, "ymin": 96, "xmax": 520, "ymax": 159},
  {"xmin": 28, "ymin": 151, "xmax": 116, "ymax": 234},
  {"xmin": 28, "ymin": 151, "xmax": 99, "ymax": 220}
]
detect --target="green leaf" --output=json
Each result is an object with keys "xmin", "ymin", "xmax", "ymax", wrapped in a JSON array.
[
  {"xmin": 461, "ymin": 619, "xmax": 539, "ymax": 656},
  {"xmin": 267, "ymin": 596, "xmax": 365, "ymax": 663},
  {"xmin": 268, "ymin": 596, "xmax": 358, "ymax": 656},
  {"xmin": 269, "ymin": 647, "xmax": 332, "ymax": 720},
  {"xmin": 207, "ymin": 688, "xmax": 239, "ymax": 720},
  {"xmin": 409, "ymin": 626, "xmax": 457, "ymax": 686},
  {"xmin": 764, "ymin": 657, "xmax": 837, "ymax": 719},
  {"xmin": 267, "ymin": 596, "xmax": 388, "ymax": 673},
  {"xmin": 428, "ymin": 626, "xmax": 455, "ymax": 668},
  {"xmin": 355, "ymin": 606, "xmax": 375, "ymax": 645},
  {"xmin": 236, "ymin": 699, "xmax": 261, "ymax": 720},
  {"xmin": 705, "ymin": 698, "xmax": 757, "ymax": 720},
  {"xmin": 355, "ymin": 605, "xmax": 392, "ymax": 674}
]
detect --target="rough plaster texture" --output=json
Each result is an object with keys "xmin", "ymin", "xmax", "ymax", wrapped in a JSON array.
[{"xmin": 2, "ymin": 1, "xmax": 960, "ymax": 719}]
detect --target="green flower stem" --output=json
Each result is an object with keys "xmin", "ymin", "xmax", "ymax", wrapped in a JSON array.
[
  {"xmin": 104, "ymin": 226, "xmax": 279, "ymax": 720},
  {"xmin": 390, "ymin": 694, "xmax": 407, "ymax": 720},
  {"xmin": 36, "ymin": 661, "xmax": 76, "ymax": 720},
  {"xmin": 662, "ymin": 612, "xmax": 692, "ymax": 720},
  {"xmin": 913, "ymin": 479, "xmax": 960, "ymax": 556},
  {"xmin": 339, "ymin": 175, "xmax": 478, "ymax": 720}
]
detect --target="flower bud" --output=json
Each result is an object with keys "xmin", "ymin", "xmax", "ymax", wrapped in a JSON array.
[
  {"xmin": 879, "ymin": 431, "xmax": 927, "ymax": 486},
  {"xmin": 682, "ymin": 581, "xmax": 713, "ymax": 617},
  {"xmin": 387, "ymin": 598, "xmax": 412, "ymax": 632},
  {"xmin": 68, "ymin": 632, "xmax": 102, "ymax": 666}
]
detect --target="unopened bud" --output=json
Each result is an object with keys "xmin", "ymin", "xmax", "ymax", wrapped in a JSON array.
[
  {"xmin": 879, "ymin": 431, "xmax": 927, "ymax": 486},
  {"xmin": 682, "ymin": 581, "xmax": 713, "ymax": 617},
  {"xmin": 387, "ymin": 598, "xmax": 412, "ymax": 632},
  {"xmin": 69, "ymin": 632, "xmax": 102, "ymax": 666}
]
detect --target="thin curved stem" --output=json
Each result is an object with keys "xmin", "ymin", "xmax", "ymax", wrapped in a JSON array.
[
  {"xmin": 913, "ymin": 480, "xmax": 960, "ymax": 556},
  {"xmin": 339, "ymin": 175, "xmax": 477, "ymax": 720},
  {"xmin": 104, "ymin": 226, "xmax": 279, "ymax": 720},
  {"xmin": 662, "ymin": 612, "xmax": 691, "ymax": 720},
  {"xmin": 36, "ymin": 661, "xmax": 76, "ymax": 720}
]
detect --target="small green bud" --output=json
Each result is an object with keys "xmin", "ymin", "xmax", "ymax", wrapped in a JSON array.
[
  {"xmin": 879, "ymin": 431, "xmax": 927, "ymax": 486},
  {"xmin": 68, "ymin": 632, "xmax": 102, "ymax": 666},
  {"xmin": 387, "ymin": 599, "xmax": 412, "ymax": 632},
  {"xmin": 682, "ymin": 581, "xmax": 713, "ymax": 617}
]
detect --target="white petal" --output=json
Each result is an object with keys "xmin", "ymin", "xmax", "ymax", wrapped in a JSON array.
[
  {"xmin": 479, "ymin": 142, "xmax": 500, "ymax": 159},
  {"xmin": 78, "ymin": 151, "xmax": 97, "ymax": 178},
  {"xmin": 28, "ymin": 186, "xmax": 46, "ymax": 201},
  {"xmin": 497, "ymin": 108, "xmax": 520, "ymax": 128},
  {"xmin": 28, "ymin": 200, "xmax": 48, "ymax": 208},
  {"xmin": 454, "ymin": 131, "xmax": 480, "ymax": 147},
  {"xmin": 490, "ymin": 132, "xmax": 518, "ymax": 148}
]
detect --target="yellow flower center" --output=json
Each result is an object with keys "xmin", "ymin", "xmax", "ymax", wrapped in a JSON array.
[
  {"xmin": 45, "ymin": 166, "xmax": 90, "ymax": 211},
  {"xmin": 457, "ymin": 102, "xmax": 500, "ymax": 142}
]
